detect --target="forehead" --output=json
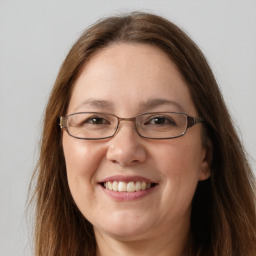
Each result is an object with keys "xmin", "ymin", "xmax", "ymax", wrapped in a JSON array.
[{"xmin": 68, "ymin": 43, "xmax": 197, "ymax": 115}]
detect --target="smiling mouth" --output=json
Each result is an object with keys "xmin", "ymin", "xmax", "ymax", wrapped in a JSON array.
[{"xmin": 100, "ymin": 181, "xmax": 157, "ymax": 193}]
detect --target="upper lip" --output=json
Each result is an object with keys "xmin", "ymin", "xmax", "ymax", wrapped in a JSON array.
[{"xmin": 99, "ymin": 175, "xmax": 157, "ymax": 184}]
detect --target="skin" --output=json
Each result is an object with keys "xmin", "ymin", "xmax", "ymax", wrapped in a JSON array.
[{"xmin": 62, "ymin": 43, "xmax": 211, "ymax": 256}]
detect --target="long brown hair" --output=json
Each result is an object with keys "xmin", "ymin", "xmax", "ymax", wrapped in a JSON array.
[{"xmin": 30, "ymin": 12, "xmax": 256, "ymax": 255}]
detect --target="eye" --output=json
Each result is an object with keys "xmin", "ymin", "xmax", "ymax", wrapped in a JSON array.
[
  {"xmin": 145, "ymin": 116, "xmax": 176, "ymax": 126},
  {"xmin": 85, "ymin": 116, "xmax": 110, "ymax": 125}
]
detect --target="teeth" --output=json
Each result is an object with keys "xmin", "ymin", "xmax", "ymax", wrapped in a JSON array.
[
  {"xmin": 118, "ymin": 181, "xmax": 127, "ymax": 192},
  {"xmin": 135, "ymin": 181, "xmax": 142, "ymax": 191},
  {"xmin": 141, "ymin": 181, "xmax": 146, "ymax": 190},
  {"xmin": 108, "ymin": 181, "xmax": 112, "ymax": 190},
  {"xmin": 127, "ymin": 182, "xmax": 135, "ymax": 192},
  {"xmin": 113, "ymin": 181, "xmax": 118, "ymax": 191},
  {"xmin": 103, "ymin": 181, "xmax": 153, "ymax": 192}
]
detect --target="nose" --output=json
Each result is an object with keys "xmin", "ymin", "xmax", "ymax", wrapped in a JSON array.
[{"xmin": 106, "ymin": 122, "xmax": 147, "ymax": 166}]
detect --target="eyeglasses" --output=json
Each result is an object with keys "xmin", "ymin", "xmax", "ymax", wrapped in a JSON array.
[{"xmin": 59, "ymin": 112, "xmax": 204, "ymax": 140}]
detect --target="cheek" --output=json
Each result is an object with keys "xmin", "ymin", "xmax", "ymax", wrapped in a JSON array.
[
  {"xmin": 62, "ymin": 134, "xmax": 107, "ymax": 195},
  {"xmin": 152, "ymin": 138, "xmax": 203, "ymax": 177},
  {"xmin": 151, "ymin": 139, "xmax": 203, "ymax": 217},
  {"xmin": 152, "ymin": 138, "xmax": 204, "ymax": 201}
]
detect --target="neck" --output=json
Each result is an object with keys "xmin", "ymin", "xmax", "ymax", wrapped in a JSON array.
[{"xmin": 94, "ymin": 224, "xmax": 190, "ymax": 256}]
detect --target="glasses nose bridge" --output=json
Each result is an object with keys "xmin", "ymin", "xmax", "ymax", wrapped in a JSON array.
[
  {"xmin": 116, "ymin": 116, "xmax": 137, "ymax": 127},
  {"xmin": 115, "ymin": 116, "xmax": 139, "ymax": 134}
]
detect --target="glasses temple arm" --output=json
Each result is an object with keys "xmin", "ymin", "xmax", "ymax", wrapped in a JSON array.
[
  {"xmin": 58, "ymin": 116, "xmax": 66, "ymax": 129},
  {"xmin": 187, "ymin": 116, "xmax": 204, "ymax": 128}
]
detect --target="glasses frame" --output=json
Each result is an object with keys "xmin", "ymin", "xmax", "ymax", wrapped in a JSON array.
[{"xmin": 59, "ymin": 112, "xmax": 204, "ymax": 140}]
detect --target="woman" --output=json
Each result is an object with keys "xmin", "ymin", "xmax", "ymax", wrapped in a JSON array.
[{"xmin": 31, "ymin": 12, "xmax": 256, "ymax": 255}]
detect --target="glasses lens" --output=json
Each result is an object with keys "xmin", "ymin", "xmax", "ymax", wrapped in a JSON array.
[
  {"xmin": 137, "ymin": 112, "xmax": 187, "ymax": 139},
  {"xmin": 66, "ymin": 113, "xmax": 117, "ymax": 139}
]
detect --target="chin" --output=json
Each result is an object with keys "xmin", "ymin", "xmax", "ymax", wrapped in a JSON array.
[{"xmin": 93, "ymin": 213, "xmax": 155, "ymax": 241}]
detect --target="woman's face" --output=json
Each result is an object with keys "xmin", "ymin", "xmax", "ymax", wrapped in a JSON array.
[{"xmin": 62, "ymin": 43, "xmax": 210, "ymax": 243}]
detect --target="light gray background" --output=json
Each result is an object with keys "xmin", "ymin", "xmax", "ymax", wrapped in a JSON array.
[{"xmin": 0, "ymin": 1, "xmax": 255, "ymax": 255}]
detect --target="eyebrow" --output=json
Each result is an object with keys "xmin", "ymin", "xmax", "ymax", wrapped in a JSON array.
[
  {"xmin": 74, "ymin": 98, "xmax": 114, "ymax": 112},
  {"xmin": 139, "ymin": 98, "xmax": 185, "ymax": 112},
  {"xmin": 73, "ymin": 98, "xmax": 184, "ymax": 113}
]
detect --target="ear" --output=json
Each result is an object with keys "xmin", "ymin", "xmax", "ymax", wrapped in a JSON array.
[{"xmin": 199, "ymin": 138, "xmax": 212, "ymax": 181}]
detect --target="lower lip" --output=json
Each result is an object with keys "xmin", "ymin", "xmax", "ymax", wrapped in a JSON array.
[{"xmin": 99, "ymin": 185, "xmax": 157, "ymax": 201}]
